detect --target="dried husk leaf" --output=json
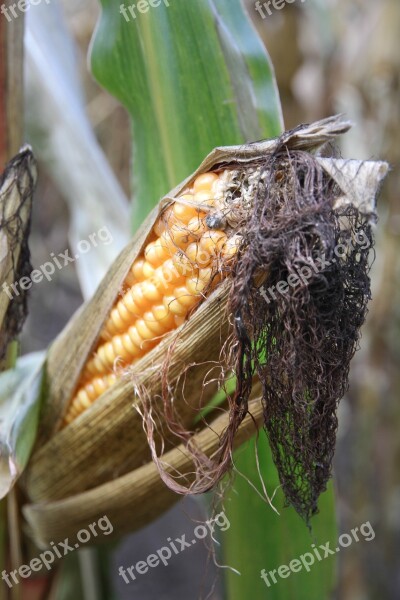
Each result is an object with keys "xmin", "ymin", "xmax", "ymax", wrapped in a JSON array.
[
  {"xmin": 22, "ymin": 116, "xmax": 388, "ymax": 541},
  {"xmin": 0, "ymin": 148, "xmax": 36, "ymax": 358},
  {"xmin": 26, "ymin": 280, "xmax": 232, "ymax": 502},
  {"xmin": 23, "ymin": 394, "xmax": 263, "ymax": 548}
]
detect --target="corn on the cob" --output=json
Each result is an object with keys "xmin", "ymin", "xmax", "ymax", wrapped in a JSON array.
[
  {"xmin": 30, "ymin": 117, "xmax": 388, "ymax": 532},
  {"xmin": 62, "ymin": 170, "xmax": 240, "ymax": 426}
]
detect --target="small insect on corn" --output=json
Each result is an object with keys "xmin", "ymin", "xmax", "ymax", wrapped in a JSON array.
[{"xmin": 62, "ymin": 170, "xmax": 243, "ymax": 426}]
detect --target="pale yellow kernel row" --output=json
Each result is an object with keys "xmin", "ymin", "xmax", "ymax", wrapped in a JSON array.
[{"xmin": 62, "ymin": 170, "xmax": 238, "ymax": 427}]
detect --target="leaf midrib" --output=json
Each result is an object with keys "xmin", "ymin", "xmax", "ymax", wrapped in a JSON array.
[{"xmin": 139, "ymin": 16, "xmax": 178, "ymax": 190}]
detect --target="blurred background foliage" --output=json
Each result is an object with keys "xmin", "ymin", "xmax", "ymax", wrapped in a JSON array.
[{"xmin": 21, "ymin": 0, "xmax": 399, "ymax": 598}]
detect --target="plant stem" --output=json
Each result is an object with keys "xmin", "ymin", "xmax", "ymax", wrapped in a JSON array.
[{"xmin": 0, "ymin": 1, "xmax": 24, "ymax": 170}]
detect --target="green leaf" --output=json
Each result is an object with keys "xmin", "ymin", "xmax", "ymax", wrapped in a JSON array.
[
  {"xmin": 223, "ymin": 433, "xmax": 337, "ymax": 599},
  {"xmin": 53, "ymin": 552, "xmax": 85, "ymax": 600},
  {"xmin": 0, "ymin": 352, "xmax": 45, "ymax": 498},
  {"xmin": 90, "ymin": 0, "xmax": 282, "ymax": 230}
]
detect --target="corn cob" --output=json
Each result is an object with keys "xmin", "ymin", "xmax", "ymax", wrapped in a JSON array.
[{"xmin": 62, "ymin": 170, "xmax": 241, "ymax": 426}]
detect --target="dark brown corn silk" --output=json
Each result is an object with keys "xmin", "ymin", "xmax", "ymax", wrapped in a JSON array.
[{"xmin": 228, "ymin": 149, "xmax": 373, "ymax": 522}]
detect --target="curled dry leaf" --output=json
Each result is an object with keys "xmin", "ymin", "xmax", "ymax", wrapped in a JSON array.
[
  {"xmin": 22, "ymin": 117, "xmax": 388, "ymax": 544},
  {"xmin": 0, "ymin": 148, "xmax": 37, "ymax": 359}
]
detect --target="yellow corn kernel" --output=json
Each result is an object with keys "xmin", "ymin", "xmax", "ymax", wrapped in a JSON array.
[
  {"xmin": 85, "ymin": 384, "xmax": 98, "ymax": 401},
  {"xmin": 77, "ymin": 389, "xmax": 92, "ymax": 410},
  {"xmin": 124, "ymin": 270, "xmax": 136, "ymax": 289},
  {"xmin": 175, "ymin": 286, "xmax": 201, "ymax": 308},
  {"xmin": 193, "ymin": 172, "xmax": 219, "ymax": 193},
  {"xmin": 153, "ymin": 207, "xmax": 173, "ymax": 236},
  {"xmin": 140, "ymin": 280, "xmax": 163, "ymax": 303},
  {"xmin": 183, "ymin": 242, "xmax": 200, "ymax": 264},
  {"xmin": 186, "ymin": 216, "xmax": 207, "ymax": 238},
  {"xmin": 163, "ymin": 293, "xmax": 188, "ymax": 316},
  {"xmin": 171, "ymin": 250, "xmax": 197, "ymax": 276},
  {"xmin": 222, "ymin": 233, "xmax": 242, "ymax": 259},
  {"xmin": 131, "ymin": 258, "xmax": 146, "ymax": 280},
  {"xmin": 105, "ymin": 299, "xmax": 140, "ymax": 337},
  {"xmin": 121, "ymin": 332, "xmax": 140, "ymax": 357},
  {"xmin": 131, "ymin": 284, "xmax": 152, "ymax": 308},
  {"xmin": 186, "ymin": 274, "xmax": 209, "ymax": 295},
  {"xmin": 151, "ymin": 304, "xmax": 177, "ymax": 328},
  {"xmin": 162, "ymin": 223, "xmax": 195, "ymax": 250},
  {"xmin": 123, "ymin": 289, "xmax": 142, "ymax": 313},
  {"xmin": 144, "ymin": 239, "xmax": 171, "ymax": 266},
  {"xmin": 198, "ymin": 266, "xmax": 213, "ymax": 281},
  {"xmin": 193, "ymin": 190, "xmax": 215, "ymax": 207},
  {"xmin": 127, "ymin": 325, "xmax": 145, "ymax": 350},
  {"xmin": 159, "ymin": 259, "xmax": 185, "ymax": 288},
  {"xmin": 111, "ymin": 336, "xmax": 133, "ymax": 362},
  {"xmin": 92, "ymin": 377, "xmax": 106, "ymax": 396},
  {"xmin": 136, "ymin": 318, "xmax": 158, "ymax": 340},
  {"xmin": 186, "ymin": 242, "xmax": 211, "ymax": 269},
  {"xmin": 199, "ymin": 230, "xmax": 227, "ymax": 256},
  {"xmin": 143, "ymin": 261, "xmax": 156, "ymax": 279},
  {"xmin": 143, "ymin": 310, "xmax": 169, "ymax": 335},
  {"xmin": 172, "ymin": 194, "xmax": 199, "ymax": 223}
]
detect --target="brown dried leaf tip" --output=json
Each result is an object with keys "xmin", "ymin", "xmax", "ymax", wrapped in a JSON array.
[
  {"xmin": 0, "ymin": 148, "xmax": 36, "ymax": 359},
  {"xmin": 64, "ymin": 117, "xmax": 388, "ymax": 523}
]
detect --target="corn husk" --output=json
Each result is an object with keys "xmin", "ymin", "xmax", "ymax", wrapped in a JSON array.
[
  {"xmin": 22, "ymin": 116, "xmax": 389, "ymax": 545},
  {"xmin": 24, "ymin": 394, "xmax": 263, "ymax": 547}
]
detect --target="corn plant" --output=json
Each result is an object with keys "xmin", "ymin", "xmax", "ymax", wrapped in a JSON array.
[{"xmin": 0, "ymin": 1, "xmax": 389, "ymax": 598}]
